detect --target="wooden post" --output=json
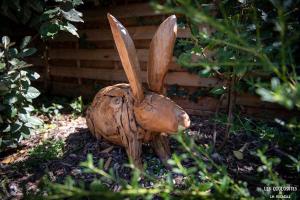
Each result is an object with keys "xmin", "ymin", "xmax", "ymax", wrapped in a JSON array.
[
  {"xmin": 76, "ymin": 42, "xmax": 82, "ymax": 86},
  {"xmin": 43, "ymin": 43, "xmax": 50, "ymax": 92}
]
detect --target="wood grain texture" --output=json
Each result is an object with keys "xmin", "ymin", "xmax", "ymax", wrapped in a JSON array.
[
  {"xmin": 85, "ymin": 15, "xmax": 191, "ymax": 170},
  {"xmin": 108, "ymin": 14, "xmax": 144, "ymax": 103},
  {"xmin": 147, "ymin": 15, "xmax": 177, "ymax": 93}
]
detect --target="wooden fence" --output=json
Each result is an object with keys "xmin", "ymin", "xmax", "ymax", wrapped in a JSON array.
[{"xmin": 31, "ymin": 2, "xmax": 294, "ymax": 118}]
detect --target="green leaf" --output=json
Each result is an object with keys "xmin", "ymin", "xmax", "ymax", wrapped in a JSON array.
[
  {"xmin": 41, "ymin": 7, "xmax": 61, "ymax": 20},
  {"xmin": 210, "ymin": 86, "xmax": 226, "ymax": 96},
  {"xmin": 0, "ymin": 62, "xmax": 5, "ymax": 71},
  {"xmin": 9, "ymin": 105, "xmax": 18, "ymax": 118},
  {"xmin": 234, "ymin": 65, "xmax": 247, "ymax": 77},
  {"xmin": 5, "ymin": 95, "xmax": 18, "ymax": 105},
  {"xmin": 72, "ymin": 0, "xmax": 84, "ymax": 6},
  {"xmin": 27, "ymin": 116, "xmax": 43, "ymax": 126},
  {"xmin": 3, "ymin": 124, "xmax": 11, "ymax": 132},
  {"xmin": 18, "ymin": 48, "xmax": 37, "ymax": 58},
  {"xmin": 24, "ymin": 86, "xmax": 40, "ymax": 99},
  {"xmin": 271, "ymin": 77, "xmax": 280, "ymax": 90},
  {"xmin": 198, "ymin": 182, "xmax": 213, "ymax": 191},
  {"xmin": 28, "ymin": 71, "xmax": 40, "ymax": 80},
  {"xmin": 62, "ymin": 22, "xmax": 79, "ymax": 37},
  {"xmin": 11, "ymin": 121, "xmax": 23, "ymax": 133},
  {"xmin": 8, "ymin": 48, "xmax": 18, "ymax": 57},
  {"xmin": 40, "ymin": 22, "xmax": 60, "ymax": 38},
  {"xmin": 18, "ymin": 113, "xmax": 29, "ymax": 123},
  {"xmin": 233, "ymin": 150, "xmax": 244, "ymax": 160},
  {"xmin": 256, "ymin": 88, "xmax": 274, "ymax": 103},
  {"xmin": 2, "ymin": 36, "xmax": 10, "ymax": 49},
  {"xmin": 20, "ymin": 36, "xmax": 32, "ymax": 49},
  {"xmin": 9, "ymin": 58, "xmax": 29, "ymax": 69},
  {"xmin": 23, "ymin": 105, "xmax": 35, "ymax": 112},
  {"xmin": 62, "ymin": 9, "xmax": 83, "ymax": 22},
  {"xmin": 0, "ymin": 83, "xmax": 9, "ymax": 95}
]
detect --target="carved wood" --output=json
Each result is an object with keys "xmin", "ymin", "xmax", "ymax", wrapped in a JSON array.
[
  {"xmin": 147, "ymin": 15, "xmax": 177, "ymax": 93},
  {"xmin": 107, "ymin": 14, "xmax": 144, "ymax": 103},
  {"xmin": 86, "ymin": 15, "xmax": 191, "ymax": 170}
]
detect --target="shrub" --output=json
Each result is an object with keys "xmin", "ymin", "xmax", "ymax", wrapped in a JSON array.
[
  {"xmin": 154, "ymin": 0, "xmax": 299, "ymax": 110},
  {"xmin": 0, "ymin": 0, "xmax": 84, "ymax": 151},
  {"xmin": 0, "ymin": 36, "xmax": 42, "ymax": 151},
  {"xmin": 0, "ymin": 0, "xmax": 84, "ymax": 38}
]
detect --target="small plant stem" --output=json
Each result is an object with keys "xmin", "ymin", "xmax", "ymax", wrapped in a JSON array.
[
  {"xmin": 212, "ymin": 93, "xmax": 226, "ymax": 149},
  {"xmin": 218, "ymin": 75, "xmax": 236, "ymax": 150}
]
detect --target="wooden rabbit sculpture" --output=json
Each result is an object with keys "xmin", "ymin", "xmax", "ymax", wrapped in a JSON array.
[{"xmin": 86, "ymin": 14, "xmax": 190, "ymax": 169}]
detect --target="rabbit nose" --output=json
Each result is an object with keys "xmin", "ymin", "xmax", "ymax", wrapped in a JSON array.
[{"xmin": 178, "ymin": 112, "xmax": 190, "ymax": 130}]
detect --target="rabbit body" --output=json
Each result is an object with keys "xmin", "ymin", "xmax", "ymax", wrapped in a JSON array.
[
  {"xmin": 87, "ymin": 83, "xmax": 173, "ymax": 168},
  {"xmin": 86, "ymin": 14, "xmax": 190, "ymax": 169},
  {"xmin": 86, "ymin": 83, "xmax": 154, "ymax": 146}
]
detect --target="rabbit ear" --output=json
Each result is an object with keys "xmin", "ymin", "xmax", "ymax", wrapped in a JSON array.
[
  {"xmin": 147, "ymin": 15, "xmax": 177, "ymax": 94},
  {"xmin": 107, "ymin": 14, "xmax": 144, "ymax": 103}
]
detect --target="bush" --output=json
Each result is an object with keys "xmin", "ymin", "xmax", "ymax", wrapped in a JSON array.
[
  {"xmin": 0, "ymin": 0, "xmax": 84, "ymax": 151},
  {"xmin": 154, "ymin": 0, "xmax": 299, "ymax": 110},
  {"xmin": 0, "ymin": 36, "xmax": 42, "ymax": 151},
  {"xmin": 0, "ymin": 0, "xmax": 84, "ymax": 38}
]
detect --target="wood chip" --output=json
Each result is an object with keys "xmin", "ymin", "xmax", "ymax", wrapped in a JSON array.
[
  {"xmin": 104, "ymin": 157, "xmax": 112, "ymax": 170},
  {"xmin": 1, "ymin": 155, "xmax": 17, "ymax": 164},
  {"xmin": 100, "ymin": 146, "xmax": 114, "ymax": 154}
]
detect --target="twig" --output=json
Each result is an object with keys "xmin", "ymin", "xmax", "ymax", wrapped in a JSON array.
[
  {"xmin": 212, "ymin": 93, "xmax": 226, "ymax": 149},
  {"xmin": 218, "ymin": 75, "xmax": 236, "ymax": 150}
]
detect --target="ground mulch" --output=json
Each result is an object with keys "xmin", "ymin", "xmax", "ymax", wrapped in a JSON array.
[{"xmin": 0, "ymin": 113, "xmax": 294, "ymax": 199}]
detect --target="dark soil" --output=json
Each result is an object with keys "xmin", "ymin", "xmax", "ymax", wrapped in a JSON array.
[{"xmin": 0, "ymin": 114, "xmax": 298, "ymax": 199}]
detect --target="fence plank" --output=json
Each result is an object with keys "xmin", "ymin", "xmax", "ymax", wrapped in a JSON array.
[
  {"xmin": 49, "ymin": 81, "xmax": 293, "ymax": 118},
  {"xmin": 50, "ymin": 66, "xmax": 223, "ymax": 87},
  {"xmin": 55, "ymin": 26, "xmax": 191, "ymax": 42},
  {"xmin": 48, "ymin": 49, "xmax": 148, "ymax": 61},
  {"xmin": 49, "ymin": 49, "xmax": 181, "ymax": 64},
  {"xmin": 84, "ymin": 3, "xmax": 159, "ymax": 21}
]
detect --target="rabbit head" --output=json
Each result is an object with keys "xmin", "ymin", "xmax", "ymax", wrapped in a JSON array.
[{"xmin": 108, "ymin": 14, "xmax": 190, "ymax": 134}]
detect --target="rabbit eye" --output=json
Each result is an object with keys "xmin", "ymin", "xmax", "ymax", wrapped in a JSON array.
[{"xmin": 112, "ymin": 97, "xmax": 122, "ymax": 105}]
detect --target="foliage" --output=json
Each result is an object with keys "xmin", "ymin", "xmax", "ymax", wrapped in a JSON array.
[
  {"xmin": 36, "ymin": 1, "xmax": 299, "ymax": 198},
  {"xmin": 70, "ymin": 96, "xmax": 84, "ymax": 116},
  {"xmin": 37, "ymin": 133, "xmax": 298, "ymax": 200},
  {"xmin": 155, "ymin": 0, "xmax": 300, "ymax": 110},
  {"xmin": 152, "ymin": 4, "xmax": 300, "ymax": 198},
  {"xmin": 0, "ymin": 0, "xmax": 84, "ymax": 38},
  {"xmin": 0, "ymin": 36, "xmax": 42, "ymax": 151},
  {"xmin": 36, "ymin": 103, "xmax": 64, "ymax": 119},
  {"xmin": 0, "ymin": 0, "xmax": 84, "ymax": 152},
  {"xmin": 29, "ymin": 139, "xmax": 64, "ymax": 163}
]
